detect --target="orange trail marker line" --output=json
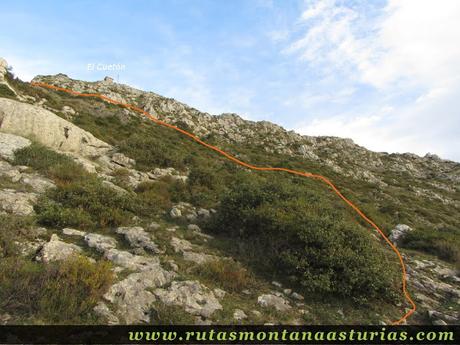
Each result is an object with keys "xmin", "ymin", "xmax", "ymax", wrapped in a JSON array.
[{"xmin": 31, "ymin": 81, "xmax": 416, "ymax": 324}]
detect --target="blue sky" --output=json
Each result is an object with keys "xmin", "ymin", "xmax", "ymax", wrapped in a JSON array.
[{"xmin": 1, "ymin": 0, "xmax": 459, "ymax": 161}]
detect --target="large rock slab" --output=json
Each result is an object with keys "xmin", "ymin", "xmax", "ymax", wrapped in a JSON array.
[{"xmin": 0, "ymin": 98, "xmax": 112, "ymax": 158}]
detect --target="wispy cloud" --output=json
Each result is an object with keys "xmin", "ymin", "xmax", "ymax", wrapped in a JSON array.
[{"xmin": 286, "ymin": 0, "xmax": 460, "ymax": 160}]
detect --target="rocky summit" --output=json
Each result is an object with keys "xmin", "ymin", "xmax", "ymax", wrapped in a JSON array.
[{"xmin": 0, "ymin": 58, "xmax": 458, "ymax": 325}]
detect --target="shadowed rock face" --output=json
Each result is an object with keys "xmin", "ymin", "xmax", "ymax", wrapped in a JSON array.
[{"xmin": 0, "ymin": 98, "xmax": 112, "ymax": 158}]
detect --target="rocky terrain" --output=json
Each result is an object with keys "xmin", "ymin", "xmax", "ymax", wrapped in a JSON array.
[{"xmin": 0, "ymin": 57, "xmax": 458, "ymax": 325}]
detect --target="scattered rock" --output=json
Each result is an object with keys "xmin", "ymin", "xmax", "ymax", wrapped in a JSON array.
[
  {"xmin": 148, "ymin": 222, "xmax": 161, "ymax": 231},
  {"xmin": 233, "ymin": 309, "xmax": 247, "ymax": 321},
  {"xmin": 104, "ymin": 248, "xmax": 160, "ymax": 271},
  {"xmin": 18, "ymin": 173, "xmax": 55, "ymax": 193},
  {"xmin": 272, "ymin": 281, "xmax": 282, "ymax": 288},
  {"xmin": 15, "ymin": 239, "xmax": 46, "ymax": 257},
  {"xmin": 170, "ymin": 237, "xmax": 194, "ymax": 253},
  {"xmin": 0, "ymin": 313, "xmax": 11, "ymax": 325},
  {"xmin": 36, "ymin": 234, "xmax": 82, "ymax": 262},
  {"xmin": 182, "ymin": 251, "xmax": 217, "ymax": 265},
  {"xmin": 213, "ymin": 288, "xmax": 226, "ymax": 299},
  {"xmin": 257, "ymin": 293, "xmax": 291, "ymax": 312},
  {"xmin": 291, "ymin": 292, "xmax": 304, "ymax": 301},
  {"xmin": 116, "ymin": 226, "xmax": 159, "ymax": 253},
  {"xmin": 432, "ymin": 319, "xmax": 448, "ymax": 326},
  {"xmin": 283, "ymin": 289, "xmax": 292, "ymax": 295},
  {"xmin": 111, "ymin": 152, "xmax": 135, "ymax": 168},
  {"xmin": 101, "ymin": 180, "xmax": 129, "ymax": 195},
  {"xmin": 197, "ymin": 208, "xmax": 211, "ymax": 218},
  {"xmin": 154, "ymin": 280, "xmax": 222, "ymax": 318},
  {"xmin": 61, "ymin": 105, "xmax": 76, "ymax": 116},
  {"xmin": 170, "ymin": 207, "xmax": 182, "ymax": 218},
  {"xmin": 389, "ymin": 224, "xmax": 413, "ymax": 246},
  {"xmin": 84, "ymin": 233, "xmax": 118, "ymax": 253},
  {"xmin": 0, "ymin": 189, "xmax": 37, "ymax": 215},
  {"xmin": 167, "ymin": 260, "xmax": 179, "ymax": 271},
  {"xmin": 62, "ymin": 228, "xmax": 86, "ymax": 237},
  {"xmin": 104, "ymin": 266, "xmax": 175, "ymax": 324},
  {"xmin": 187, "ymin": 224, "xmax": 201, "ymax": 232}
]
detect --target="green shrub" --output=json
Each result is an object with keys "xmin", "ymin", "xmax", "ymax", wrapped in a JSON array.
[
  {"xmin": 13, "ymin": 143, "xmax": 88, "ymax": 183},
  {"xmin": 120, "ymin": 132, "xmax": 186, "ymax": 171},
  {"xmin": 150, "ymin": 302, "xmax": 195, "ymax": 325},
  {"xmin": 403, "ymin": 228, "xmax": 460, "ymax": 266},
  {"xmin": 191, "ymin": 259, "xmax": 256, "ymax": 293},
  {"xmin": 36, "ymin": 178, "xmax": 137, "ymax": 229},
  {"xmin": 35, "ymin": 197, "xmax": 94, "ymax": 229},
  {"xmin": 135, "ymin": 180, "xmax": 173, "ymax": 213},
  {"xmin": 208, "ymin": 178, "xmax": 400, "ymax": 302},
  {"xmin": 0, "ymin": 84, "xmax": 16, "ymax": 99},
  {"xmin": 112, "ymin": 168, "xmax": 132, "ymax": 188},
  {"xmin": 0, "ymin": 255, "xmax": 113, "ymax": 323},
  {"xmin": 0, "ymin": 215, "xmax": 36, "ymax": 257}
]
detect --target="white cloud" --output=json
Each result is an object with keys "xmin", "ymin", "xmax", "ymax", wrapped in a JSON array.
[{"xmin": 287, "ymin": 0, "xmax": 460, "ymax": 161}]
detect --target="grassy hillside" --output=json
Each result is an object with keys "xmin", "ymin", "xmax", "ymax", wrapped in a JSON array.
[
  {"xmin": 9, "ymin": 74, "xmax": 459, "ymax": 266},
  {"xmin": 1, "ymin": 74, "xmax": 458, "ymax": 324}
]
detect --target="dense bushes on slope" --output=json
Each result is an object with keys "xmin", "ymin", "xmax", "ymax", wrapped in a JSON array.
[{"xmin": 207, "ymin": 176, "xmax": 400, "ymax": 302}]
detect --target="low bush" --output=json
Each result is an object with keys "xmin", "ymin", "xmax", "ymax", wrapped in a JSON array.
[
  {"xmin": 13, "ymin": 143, "xmax": 88, "ymax": 183},
  {"xmin": 191, "ymin": 259, "xmax": 256, "ymax": 293},
  {"xmin": 36, "ymin": 178, "xmax": 137, "ymax": 229},
  {"xmin": 403, "ymin": 228, "xmax": 460, "ymax": 266},
  {"xmin": 0, "ymin": 255, "xmax": 113, "ymax": 323},
  {"xmin": 0, "ymin": 215, "xmax": 36, "ymax": 257},
  {"xmin": 150, "ymin": 302, "xmax": 196, "ymax": 325},
  {"xmin": 0, "ymin": 84, "xmax": 16, "ymax": 99},
  {"xmin": 135, "ymin": 180, "xmax": 173, "ymax": 213}
]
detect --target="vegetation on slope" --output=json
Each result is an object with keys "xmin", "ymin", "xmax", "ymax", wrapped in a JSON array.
[
  {"xmin": 3, "ymin": 76, "xmax": 458, "ymax": 314},
  {"xmin": 0, "ymin": 255, "xmax": 113, "ymax": 323}
]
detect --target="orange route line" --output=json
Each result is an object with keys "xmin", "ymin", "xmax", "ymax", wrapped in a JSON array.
[{"xmin": 30, "ymin": 81, "xmax": 416, "ymax": 325}]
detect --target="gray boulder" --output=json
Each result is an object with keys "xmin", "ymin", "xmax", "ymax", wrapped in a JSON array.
[
  {"xmin": 84, "ymin": 233, "xmax": 118, "ymax": 253},
  {"xmin": 36, "ymin": 234, "xmax": 82, "ymax": 262},
  {"xmin": 115, "ymin": 226, "xmax": 159, "ymax": 253},
  {"xmin": 103, "ymin": 266, "xmax": 175, "ymax": 324},
  {"xmin": 154, "ymin": 280, "xmax": 222, "ymax": 318},
  {"xmin": 0, "ymin": 189, "xmax": 37, "ymax": 215},
  {"xmin": 389, "ymin": 224, "xmax": 413, "ymax": 246},
  {"xmin": 257, "ymin": 293, "xmax": 291, "ymax": 312},
  {"xmin": 104, "ymin": 248, "xmax": 160, "ymax": 271}
]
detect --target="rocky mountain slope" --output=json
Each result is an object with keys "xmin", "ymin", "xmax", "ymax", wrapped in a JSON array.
[{"xmin": 0, "ymin": 58, "xmax": 458, "ymax": 325}]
